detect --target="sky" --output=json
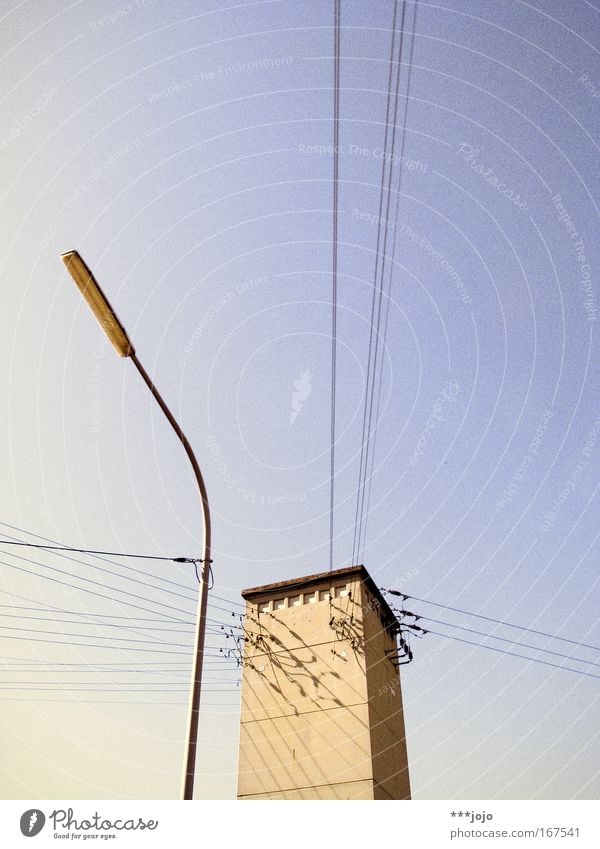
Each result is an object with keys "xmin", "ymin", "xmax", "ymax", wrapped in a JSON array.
[{"xmin": 0, "ymin": 0, "xmax": 599, "ymax": 801}]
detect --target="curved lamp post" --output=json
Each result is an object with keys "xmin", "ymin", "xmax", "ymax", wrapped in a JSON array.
[{"xmin": 61, "ymin": 250, "xmax": 211, "ymax": 800}]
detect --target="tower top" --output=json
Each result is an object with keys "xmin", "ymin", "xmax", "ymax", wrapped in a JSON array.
[{"xmin": 242, "ymin": 563, "xmax": 397, "ymax": 629}]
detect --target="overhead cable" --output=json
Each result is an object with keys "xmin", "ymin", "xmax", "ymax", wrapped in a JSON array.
[
  {"xmin": 382, "ymin": 587, "xmax": 600, "ymax": 651},
  {"xmin": 330, "ymin": 0, "xmax": 342, "ymax": 571},
  {"xmin": 360, "ymin": 0, "xmax": 419, "ymax": 557},
  {"xmin": 424, "ymin": 628, "xmax": 600, "ymax": 681},
  {"xmin": 353, "ymin": 0, "xmax": 407, "ymax": 564}
]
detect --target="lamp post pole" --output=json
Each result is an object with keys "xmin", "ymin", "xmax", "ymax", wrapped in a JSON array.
[
  {"xmin": 61, "ymin": 250, "xmax": 211, "ymax": 800},
  {"xmin": 129, "ymin": 352, "xmax": 211, "ymax": 800}
]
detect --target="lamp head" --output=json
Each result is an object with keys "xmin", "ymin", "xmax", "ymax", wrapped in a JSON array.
[{"xmin": 61, "ymin": 250, "xmax": 135, "ymax": 357}]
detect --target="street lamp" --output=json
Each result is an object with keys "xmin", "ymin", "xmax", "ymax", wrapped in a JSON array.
[{"xmin": 61, "ymin": 250, "xmax": 211, "ymax": 801}]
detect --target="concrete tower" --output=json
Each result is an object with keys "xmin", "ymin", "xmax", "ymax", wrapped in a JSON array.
[{"xmin": 237, "ymin": 565, "xmax": 411, "ymax": 800}]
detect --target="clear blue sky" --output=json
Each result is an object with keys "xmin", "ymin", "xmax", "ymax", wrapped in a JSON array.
[{"xmin": 0, "ymin": 0, "xmax": 598, "ymax": 800}]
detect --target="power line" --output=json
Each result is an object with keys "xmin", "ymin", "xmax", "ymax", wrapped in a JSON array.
[
  {"xmin": 360, "ymin": 0, "xmax": 419, "ymax": 558},
  {"xmin": 0, "ymin": 665, "xmax": 235, "ymax": 674},
  {"xmin": 0, "ymin": 655, "xmax": 191, "ymax": 671},
  {"xmin": 352, "ymin": 0, "xmax": 406, "ymax": 564},
  {"xmin": 0, "ymin": 623, "xmax": 192, "ymax": 648},
  {"xmin": 0, "ymin": 632, "xmax": 191, "ymax": 654},
  {"xmin": 0, "ymin": 612, "xmax": 194, "ymax": 631},
  {"xmin": 0, "ymin": 528, "xmax": 250, "ymax": 683},
  {"xmin": 0, "ymin": 669, "xmax": 190, "ymax": 677},
  {"xmin": 0, "ymin": 680, "xmax": 190, "ymax": 686},
  {"xmin": 0, "ymin": 686, "xmax": 238, "ymax": 692},
  {"xmin": 0, "ymin": 540, "xmax": 198, "ymax": 604},
  {"xmin": 0, "ymin": 522, "xmax": 245, "ymax": 610},
  {"xmin": 0, "ymin": 522, "xmax": 208, "ymax": 603},
  {"xmin": 424, "ymin": 628, "xmax": 600, "ymax": 681},
  {"xmin": 0, "ymin": 596, "xmax": 242, "ymax": 629},
  {"xmin": 0, "ymin": 528, "xmax": 204, "ymax": 607},
  {"xmin": 0, "ymin": 623, "xmax": 235, "ymax": 656},
  {"xmin": 1, "ymin": 553, "xmax": 194, "ymax": 622},
  {"xmin": 0, "ymin": 699, "xmax": 243, "ymax": 705},
  {"xmin": 0, "ymin": 677, "xmax": 237, "ymax": 685},
  {"xmin": 210, "ymin": 593, "xmax": 245, "ymax": 610},
  {"xmin": 382, "ymin": 587, "xmax": 600, "ymax": 652},
  {"xmin": 0, "ymin": 588, "xmax": 242, "ymax": 661},
  {"xmin": 0, "ymin": 602, "xmax": 188, "ymax": 622},
  {"xmin": 0, "ymin": 612, "xmax": 238, "ymax": 645},
  {"xmin": 0, "ymin": 538, "xmax": 196, "ymax": 563},
  {"xmin": 0, "ymin": 698, "xmax": 190, "ymax": 704},
  {"xmin": 208, "ymin": 601, "xmax": 244, "ymax": 617},
  {"xmin": 356, "ymin": 0, "xmax": 409, "ymax": 564},
  {"xmin": 0, "ymin": 657, "xmax": 191, "ymax": 666},
  {"xmin": 0, "ymin": 611, "xmax": 240, "ymax": 654},
  {"xmin": 0, "ymin": 686, "xmax": 192, "ymax": 692},
  {"xmin": 391, "ymin": 605, "xmax": 600, "ymax": 668},
  {"xmin": 352, "ymin": 1, "xmax": 399, "ymax": 564},
  {"xmin": 330, "ymin": 0, "xmax": 341, "ymax": 572}
]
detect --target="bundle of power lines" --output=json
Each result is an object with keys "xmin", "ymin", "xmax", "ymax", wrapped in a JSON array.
[
  {"xmin": 327, "ymin": 1, "xmax": 419, "ymax": 567},
  {"xmin": 0, "ymin": 521, "xmax": 245, "ymax": 706},
  {"xmin": 380, "ymin": 586, "xmax": 600, "ymax": 681}
]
